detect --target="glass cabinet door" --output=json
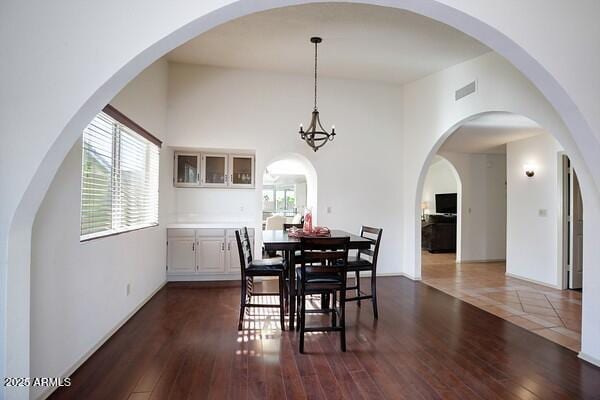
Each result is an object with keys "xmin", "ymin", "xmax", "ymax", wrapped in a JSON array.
[
  {"xmin": 174, "ymin": 152, "xmax": 200, "ymax": 187},
  {"xmin": 229, "ymin": 154, "xmax": 255, "ymax": 188},
  {"xmin": 201, "ymin": 153, "xmax": 228, "ymax": 187}
]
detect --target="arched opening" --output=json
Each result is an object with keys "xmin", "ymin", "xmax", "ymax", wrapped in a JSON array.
[
  {"xmin": 416, "ymin": 111, "xmax": 584, "ymax": 351},
  {"xmin": 4, "ymin": 0, "xmax": 600, "ymax": 389},
  {"xmin": 261, "ymin": 153, "xmax": 318, "ymax": 230},
  {"xmin": 420, "ymin": 155, "xmax": 462, "ymax": 261}
]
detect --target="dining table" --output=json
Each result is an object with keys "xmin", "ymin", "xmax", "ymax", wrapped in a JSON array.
[{"xmin": 262, "ymin": 229, "xmax": 372, "ymax": 330}]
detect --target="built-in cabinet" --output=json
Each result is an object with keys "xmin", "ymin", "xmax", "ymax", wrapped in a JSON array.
[
  {"xmin": 167, "ymin": 227, "xmax": 254, "ymax": 280},
  {"xmin": 174, "ymin": 151, "xmax": 255, "ymax": 188}
]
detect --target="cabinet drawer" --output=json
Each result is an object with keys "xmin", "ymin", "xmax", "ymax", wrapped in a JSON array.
[
  {"xmin": 196, "ymin": 228, "xmax": 225, "ymax": 237},
  {"xmin": 167, "ymin": 228, "xmax": 195, "ymax": 238}
]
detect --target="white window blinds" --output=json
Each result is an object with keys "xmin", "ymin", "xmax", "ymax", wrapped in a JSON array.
[{"xmin": 80, "ymin": 107, "xmax": 160, "ymax": 241}]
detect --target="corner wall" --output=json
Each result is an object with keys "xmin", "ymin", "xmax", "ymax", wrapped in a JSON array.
[
  {"xmin": 506, "ymin": 133, "xmax": 563, "ymax": 287},
  {"xmin": 29, "ymin": 59, "xmax": 170, "ymax": 400}
]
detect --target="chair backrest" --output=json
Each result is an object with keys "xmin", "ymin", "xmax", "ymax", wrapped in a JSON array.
[
  {"xmin": 235, "ymin": 227, "xmax": 253, "ymax": 277},
  {"xmin": 358, "ymin": 226, "xmax": 383, "ymax": 269},
  {"xmin": 283, "ymin": 223, "xmax": 303, "ymax": 230},
  {"xmin": 300, "ymin": 237, "xmax": 350, "ymax": 283},
  {"xmin": 291, "ymin": 213, "xmax": 303, "ymax": 224},
  {"xmin": 265, "ymin": 215, "xmax": 286, "ymax": 230}
]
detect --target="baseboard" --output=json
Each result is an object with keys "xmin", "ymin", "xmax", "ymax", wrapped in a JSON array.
[
  {"xmin": 38, "ymin": 280, "xmax": 167, "ymax": 400},
  {"xmin": 578, "ymin": 352, "xmax": 600, "ymax": 368},
  {"xmin": 167, "ymin": 272, "xmax": 240, "ymax": 281},
  {"xmin": 505, "ymin": 272, "xmax": 561, "ymax": 290},
  {"xmin": 460, "ymin": 259, "xmax": 505, "ymax": 264},
  {"xmin": 355, "ymin": 271, "xmax": 421, "ymax": 281}
]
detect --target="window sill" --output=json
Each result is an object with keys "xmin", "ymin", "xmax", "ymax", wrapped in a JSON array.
[{"xmin": 80, "ymin": 223, "xmax": 159, "ymax": 243}]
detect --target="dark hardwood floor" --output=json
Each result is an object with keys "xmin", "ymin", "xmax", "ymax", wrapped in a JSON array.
[{"xmin": 49, "ymin": 277, "xmax": 600, "ymax": 400}]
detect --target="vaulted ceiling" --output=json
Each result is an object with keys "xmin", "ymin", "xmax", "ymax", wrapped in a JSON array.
[{"xmin": 167, "ymin": 3, "xmax": 490, "ymax": 84}]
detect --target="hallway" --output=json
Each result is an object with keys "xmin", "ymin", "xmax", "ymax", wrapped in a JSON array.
[{"xmin": 421, "ymin": 252, "xmax": 582, "ymax": 352}]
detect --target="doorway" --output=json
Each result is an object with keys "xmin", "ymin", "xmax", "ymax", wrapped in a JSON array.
[
  {"xmin": 261, "ymin": 156, "xmax": 316, "ymax": 231},
  {"xmin": 562, "ymin": 155, "xmax": 584, "ymax": 290}
]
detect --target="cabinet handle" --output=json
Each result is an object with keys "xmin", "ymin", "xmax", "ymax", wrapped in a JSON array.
[
  {"xmin": 192, "ymin": 242, "xmax": 195, "ymax": 251},
  {"xmin": 228, "ymin": 242, "xmax": 231, "ymax": 251}
]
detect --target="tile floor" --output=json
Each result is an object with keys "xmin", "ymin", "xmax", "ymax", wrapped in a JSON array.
[{"xmin": 421, "ymin": 251, "xmax": 582, "ymax": 352}]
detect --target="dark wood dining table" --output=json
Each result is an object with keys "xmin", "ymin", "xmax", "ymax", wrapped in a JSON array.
[{"xmin": 262, "ymin": 229, "xmax": 372, "ymax": 330}]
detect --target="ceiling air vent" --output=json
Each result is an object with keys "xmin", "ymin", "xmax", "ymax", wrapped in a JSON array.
[{"xmin": 455, "ymin": 80, "xmax": 477, "ymax": 101}]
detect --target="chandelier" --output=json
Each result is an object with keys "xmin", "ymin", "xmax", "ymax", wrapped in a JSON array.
[{"xmin": 299, "ymin": 37, "xmax": 336, "ymax": 152}]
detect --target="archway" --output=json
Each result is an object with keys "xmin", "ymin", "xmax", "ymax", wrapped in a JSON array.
[
  {"xmin": 5, "ymin": 0, "xmax": 600, "ymax": 388},
  {"xmin": 414, "ymin": 111, "xmax": 585, "ymax": 351},
  {"xmin": 420, "ymin": 155, "xmax": 462, "ymax": 261},
  {"xmin": 261, "ymin": 154, "xmax": 318, "ymax": 231}
]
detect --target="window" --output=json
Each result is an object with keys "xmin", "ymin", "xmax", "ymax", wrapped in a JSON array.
[
  {"xmin": 262, "ymin": 184, "xmax": 297, "ymax": 214},
  {"xmin": 80, "ymin": 105, "xmax": 161, "ymax": 241}
]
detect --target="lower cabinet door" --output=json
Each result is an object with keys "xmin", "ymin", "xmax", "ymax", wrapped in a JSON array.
[
  {"xmin": 167, "ymin": 237, "xmax": 197, "ymax": 274},
  {"xmin": 227, "ymin": 236, "xmax": 253, "ymax": 272},
  {"xmin": 197, "ymin": 238, "xmax": 225, "ymax": 272}
]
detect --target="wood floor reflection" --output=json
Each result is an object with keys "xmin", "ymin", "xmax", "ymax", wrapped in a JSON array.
[
  {"xmin": 48, "ymin": 277, "xmax": 599, "ymax": 400},
  {"xmin": 421, "ymin": 251, "xmax": 582, "ymax": 352}
]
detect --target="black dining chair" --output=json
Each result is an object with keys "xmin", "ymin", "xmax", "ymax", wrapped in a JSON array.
[
  {"xmin": 236, "ymin": 227, "xmax": 287, "ymax": 331},
  {"xmin": 345, "ymin": 226, "xmax": 383, "ymax": 319},
  {"xmin": 296, "ymin": 236, "xmax": 350, "ymax": 353}
]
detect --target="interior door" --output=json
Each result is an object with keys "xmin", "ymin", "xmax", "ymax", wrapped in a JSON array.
[
  {"xmin": 569, "ymin": 170, "xmax": 584, "ymax": 289},
  {"xmin": 197, "ymin": 237, "xmax": 225, "ymax": 272}
]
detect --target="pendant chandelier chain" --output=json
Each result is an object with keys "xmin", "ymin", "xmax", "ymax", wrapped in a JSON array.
[{"xmin": 314, "ymin": 39, "xmax": 318, "ymax": 111}]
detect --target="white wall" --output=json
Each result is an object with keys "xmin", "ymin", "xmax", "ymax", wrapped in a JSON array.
[
  {"xmin": 29, "ymin": 59, "xmax": 170, "ymax": 400},
  {"xmin": 421, "ymin": 157, "xmax": 458, "ymax": 214},
  {"xmin": 441, "ymin": 151, "xmax": 507, "ymax": 262},
  {"xmin": 506, "ymin": 133, "xmax": 563, "ymax": 287},
  {"xmin": 166, "ymin": 63, "xmax": 404, "ymax": 273}
]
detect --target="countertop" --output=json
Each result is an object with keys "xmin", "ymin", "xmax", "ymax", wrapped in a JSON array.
[{"xmin": 166, "ymin": 222, "xmax": 254, "ymax": 229}]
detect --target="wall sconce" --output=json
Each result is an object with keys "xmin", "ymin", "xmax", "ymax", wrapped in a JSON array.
[{"xmin": 524, "ymin": 164, "xmax": 536, "ymax": 177}]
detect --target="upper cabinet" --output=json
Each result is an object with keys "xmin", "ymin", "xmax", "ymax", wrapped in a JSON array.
[
  {"xmin": 174, "ymin": 152, "xmax": 200, "ymax": 187},
  {"xmin": 229, "ymin": 154, "xmax": 255, "ymax": 188},
  {"xmin": 174, "ymin": 150, "xmax": 255, "ymax": 189},
  {"xmin": 201, "ymin": 153, "xmax": 228, "ymax": 187}
]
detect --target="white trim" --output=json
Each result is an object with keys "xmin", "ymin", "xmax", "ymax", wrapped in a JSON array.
[
  {"xmin": 578, "ymin": 352, "xmax": 600, "ymax": 368},
  {"xmin": 357, "ymin": 271, "xmax": 422, "ymax": 280},
  {"xmin": 37, "ymin": 280, "xmax": 167, "ymax": 400},
  {"xmin": 505, "ymin": 272, "xmax": 561, "ymax": 290},
  {"xmin": 167, "ymin": 272, "xmax": 241, "ymax": 281}
]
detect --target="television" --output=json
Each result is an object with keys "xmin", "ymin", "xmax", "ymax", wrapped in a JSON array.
[{"xmin": 435, "ymin": 193, "xmax": 457, "ymax": 214}]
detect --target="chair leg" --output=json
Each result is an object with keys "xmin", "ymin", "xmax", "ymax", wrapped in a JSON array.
[
  {"xmin": 238, "ymin": 278, "xmax": 247, "ymax": 331},
  {"xmin": 371, "ymin": 272, "xmax": 379, "ymax": 319},
  {"xmin": 300, "ymin": 294, "xmax": 306, "ymax": 353},
  {"xmin": 331, "ymin": 290, "xmax": 337, "ymax": 328},
  {"xmin": 339, "ymin": 288, "xmax": 347, "ymax": 352},
  {"xmin": 279, "ymin": 274, "xmax": 285, "ymax": 331},
  {"xmin": 355, "ymin": 270, "xmax": 361, "ymax": 307},
  {"xmin": 296, "ymin": 289, "xmax": 301, "ymax": 332}
]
